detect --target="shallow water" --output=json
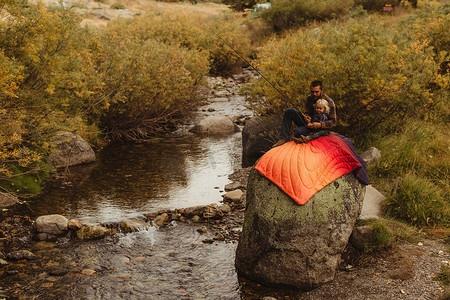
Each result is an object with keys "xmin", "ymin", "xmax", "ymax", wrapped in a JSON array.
[
  {"xmin": 1, "ymin": 76, "xmax": 306, "ymax": 299},
  {"xmin": 26, "ymin": 132, "xmax": 243, "ymax": 224}
]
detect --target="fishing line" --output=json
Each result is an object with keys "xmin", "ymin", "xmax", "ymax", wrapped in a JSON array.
[{"xmin": 208, "ymin": 27, "xmax": 308, "ymax": 127}]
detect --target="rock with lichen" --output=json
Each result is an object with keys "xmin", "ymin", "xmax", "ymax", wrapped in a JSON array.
[{"xmin": 235, "ymin": 168, "xmax": 365, "ymax": 290}]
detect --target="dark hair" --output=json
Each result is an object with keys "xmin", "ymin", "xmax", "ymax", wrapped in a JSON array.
[{"xmin": 310, "ymin": 80, "xmax": 323, "ymax": 89}]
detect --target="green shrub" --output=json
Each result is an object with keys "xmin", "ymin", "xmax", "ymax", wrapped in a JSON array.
[
  {"xmin": 370, "ymin": 120, "xmax": 449, "ymax": 227},
  {"xmin": 261, "ymin": 0, "xmax": 354, "ymax": 32},
  {"xmin": 110, "ymin": 3, "xmax": 126, "ymax": 9},
  {"xmin": 104, "ymin": 11, "xmax": 252, "ymax": 75},
  {"xmin": 382, "ymin": 173, "xmax": 448, "ymax": 227},
  {"xmin": 398, "ymin": 3, "xmax": 450, "ymax": 57},
  {"xmin": 357, "ymin": 218, "xmax": 422, "ymax": 248},
  {"xmin": 354, "ymin": 0, "xmax": 399, "ymax": 11},
  {"xmin": 247, "ymin": 11, "xmax": 448, "ymax": 142},
  {"xmin": 434, "ymin": 265, "xmax": 450, "ymax": 286},
  {"xmin": 97, "ymin": 25, "xmax": 209, "ymax": 140},
  {"xmin": 0, "ymin": 161, "xmax": 50, "ymax": 196},
  {"xmin": 0, "ymin": 0, "xmax": 101, "ymax": 195},
  {"xmin": 371, "ymin": 121, "xmax": 449, "ymax": 182}
]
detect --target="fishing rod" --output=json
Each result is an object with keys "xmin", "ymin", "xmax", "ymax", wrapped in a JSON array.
[{"xmin": 208, "ymin": 28, "xmax": 308, "ymax": 126}]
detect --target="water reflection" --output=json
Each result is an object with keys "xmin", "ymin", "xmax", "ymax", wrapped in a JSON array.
[{"xmin": 28, "ymin": 132, "xmax": 242, "ymax": 223}]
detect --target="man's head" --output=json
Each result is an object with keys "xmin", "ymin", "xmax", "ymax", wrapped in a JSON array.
[{"xmin": 310, "ymin": 80, "xmax": 323, "ymax": 100}]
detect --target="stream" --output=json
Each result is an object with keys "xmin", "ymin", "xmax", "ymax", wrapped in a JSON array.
[{"xmin": 1, "ymin": 72, "xmax": 304, "ymax": 299}]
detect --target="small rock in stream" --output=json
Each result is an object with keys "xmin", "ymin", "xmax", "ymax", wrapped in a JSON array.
[
  {"xmin": 80, "ymin": 269, "xmax": 97, "ymax": 276},
  {"xmin": 7, "ymin": 250, "xmax": 36, "ymax": 261},
  {"xmin": 191, "ymin": 215, "xmax": 202, "ymax": 223},
  {"xmin": 153, "ymin": 213, "xmax": 169, "ymax": 227},
  {"xmin": 48, "ymin": 268, "xmax": 69, "ymax": 276},
  {"xmin": 68, "ymin": 219, "xmax": 83, "ymax": 230},
  {"xmin": 197, "ymin": 226, "xmax": 208, "ymax": 233}
]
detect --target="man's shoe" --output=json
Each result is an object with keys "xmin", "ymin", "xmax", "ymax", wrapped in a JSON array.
[{"xmin": 272, "ymin": 139, "xmax": 287, "ymax": 148}]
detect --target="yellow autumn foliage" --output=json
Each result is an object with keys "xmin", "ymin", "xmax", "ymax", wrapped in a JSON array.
[{"xmin": 248, "ymin": 7, "xmax": 449, "ymax": 142}]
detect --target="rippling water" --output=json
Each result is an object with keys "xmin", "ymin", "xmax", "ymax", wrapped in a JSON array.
[
  {"xmin": 3, "ymin": 80, "xmax": 304, "ymax": 299},
  {"xmin": 26, "ymin": 132, "xmax": 242, "ymax": 224}
]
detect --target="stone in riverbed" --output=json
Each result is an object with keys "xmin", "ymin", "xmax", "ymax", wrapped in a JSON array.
[
  {"xmin": 235, "ymin": 168, "xmax": 365, "ymax": 290},
  {"xmin": 48, "ymin": 132, "xmax": 96, "ymax": 168},
  {"xmin": 120, "ymin": 218, "xmax": 148, "ymax": 232},
  {"xmin": 7, "ymin": 250, "xmax": 36, "ymax": 261},
  {"xmin": 191, "ymin": 215, "xmax": 202, "ymax": 223},
  {"xmin": 218, "ymin": 205, "xmax": 232, "ymax": 214},
  {"xmin": 34, "ymin": 215, "xmax": 68, "ymax": 235},
  {"xmin": 153, "ymin": 213, "xmax": 169, "ymax": 227},
  {"xmin": 241, "ymin": 115, "xmax": 281, "ymax": 167},
  {"xmin": 223, "ymin": 189, "xmax": 243, "ymax": 203},
  {"xmin": 68, "ymin": 219, "xmax": 83, "ymax": 230},
  {"xmin": 35, "ymin": 232, "xmax": 58, "ymax": 241},
  {"xmin": 224, "ymin": 182, "xmax": 241, "ymax": 191},
  {"xmin": 76, "ymin": 225, "xmax": 111, "ymax": 240},
  {"xmin": 184, "ymin": 205, "xmax": 207, "ymax": 218},
  {"xmin": 0, "ymin": 193, "xmax": 19, "ymax": 208},
  {"xmin": 190, "ymin": 115, "xmax": 240, "ymax": 135},
  {"xmin": 184, "ymin": 204, "xmax": 223, "ymax": 219}
]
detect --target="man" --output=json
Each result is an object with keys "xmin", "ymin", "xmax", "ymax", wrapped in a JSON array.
[{"xmin": 272, "ymin": 80, "xmax": 337, "ymax": 147}]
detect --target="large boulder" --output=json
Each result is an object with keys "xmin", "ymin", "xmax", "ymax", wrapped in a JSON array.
[
  {"xmin": 190, "ymin": 115, "xmax": 240, "ymax": 135},
  {"xmin": 242, "ymin": 115, "xmax": 281, "ymax": 167},
  {"xmin": 235, "ymin": 168, "xmax": 365, "ymax": 290},
  {"xmin": 48, "ymin": 132, "xmax": 96, "ymax": 169}
]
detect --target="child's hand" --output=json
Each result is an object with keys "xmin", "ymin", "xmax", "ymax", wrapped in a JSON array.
[{"xmin": 307, "ymin": 122, "xmax": 320, "ymax": 129}]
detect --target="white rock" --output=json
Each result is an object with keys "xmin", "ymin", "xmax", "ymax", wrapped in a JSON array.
[
  {"xmin": 359, "ymin": 186, "xmax": 385, "ymax": 219},
  {"xmin": 190, "ymin": 115, "xmax": 239, "ymax": 135},
  {"xmin": 223, "ymin": 189, "xmax": 243, "ymax": 203},
  {"xmin": 35, "ymin": 215, "xmax": 69, "ymax": 235}
]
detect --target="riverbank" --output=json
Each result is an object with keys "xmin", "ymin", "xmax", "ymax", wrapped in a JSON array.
[
  {"xmin": 1, "ymin": 168, "xmax": 449, "ymax": 299},
  {"xmin": 1, "ymin": 69, "xmax": 449, "ymax": 299}
]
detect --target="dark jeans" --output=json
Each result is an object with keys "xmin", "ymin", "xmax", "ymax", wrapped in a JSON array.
[{"xmin": 280, "ymin": 108, "xmax": 330, "ymax": 140}]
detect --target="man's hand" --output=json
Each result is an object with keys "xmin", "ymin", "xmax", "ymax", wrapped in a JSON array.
[
  {"xmin": 307, "ymin": 122, "xmax": 321, "ymax": 129},
  {"xmin": 305, "ymin": 116, "xmax": 311, "ymax": 123}
]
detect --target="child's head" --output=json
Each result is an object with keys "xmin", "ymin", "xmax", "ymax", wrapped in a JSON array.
[{"xmin": 314, "ymin": 99, "xmax": 330, "ymax": 114}]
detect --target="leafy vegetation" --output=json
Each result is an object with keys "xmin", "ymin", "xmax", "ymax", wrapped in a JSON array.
[
  {"xmin": 370, "ymin": 121, "xmax": 449, "ymax": 227},
  {"xmin": 246, "ymin": 2, "xmax": 449, "ymax": 227},
  {"xmin": 260, "ymin": 0, "xmax": 354, "ymax": 32},
  {"xmin": 110, "ymin": 3, "xmax": 126, "ymax": 9},
  {"xmin": 0, "ymin": 0, "xmax": 448, "ymax": 232},
  {"xmin": 356, "ymin": 218, "xmax": 422, "ymax": 249},
  {"xmin": 0, "ymin": 0, "xmax": 99, "ymax": 195},
  {"xmin": 0, "ymin": 0, "xmax": 251, "ymax": 195},
  {"xmin": 248, "ymin": 4, "xmax": 449, "ymax": 141}
]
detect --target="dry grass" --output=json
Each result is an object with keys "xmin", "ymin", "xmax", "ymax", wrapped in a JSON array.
[
  {"xmin": 119, "ymin": 0, "xmax": 230, "ymax": 15},
  {"xmin": 32, "ymin": 0, "xmax": 232, "ymax": 27}
]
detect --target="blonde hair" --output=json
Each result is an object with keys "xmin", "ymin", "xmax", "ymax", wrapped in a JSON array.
[{"xmin": 314, "ymin": 99, "xmax": 330, "ymax": 114}]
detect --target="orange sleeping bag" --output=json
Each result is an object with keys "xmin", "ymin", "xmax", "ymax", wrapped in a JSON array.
[{"xmin": 255, "ymin": 134, "xmax": 363, "ymax": 205}]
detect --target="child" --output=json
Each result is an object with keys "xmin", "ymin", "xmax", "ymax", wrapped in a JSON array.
[
  {"xmin": 311, "ymin": 98, "xmax": 330, "ymax": 123},
  {"xmin": 294, "ymin": 99, "xmax": 331, "ymax": 143}
]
